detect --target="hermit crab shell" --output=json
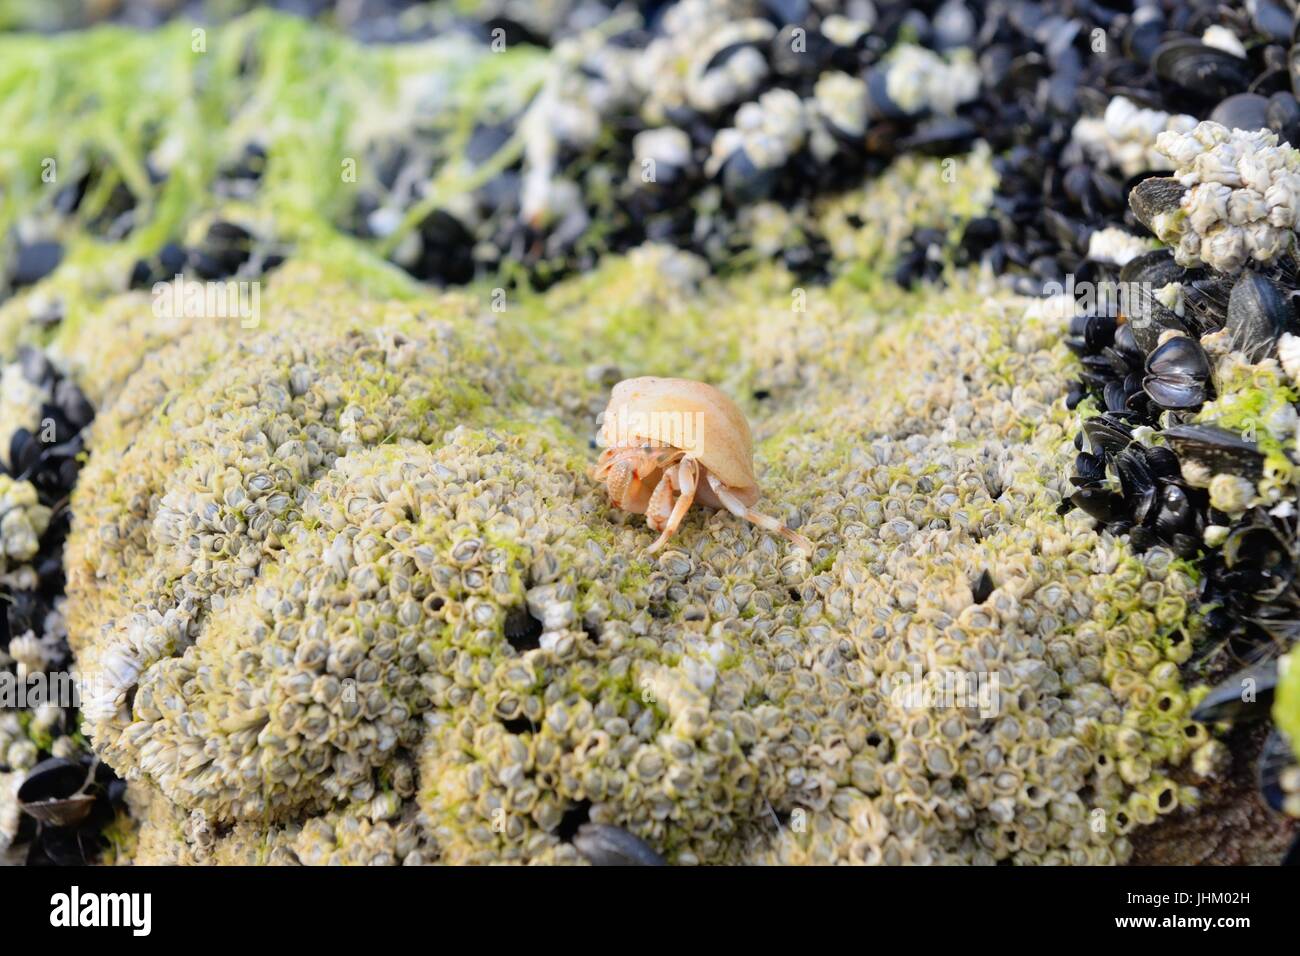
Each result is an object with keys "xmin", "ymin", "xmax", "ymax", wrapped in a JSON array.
[{"xmin": 599, "ymin": 376, "xmax": 759, "ymax": 503}]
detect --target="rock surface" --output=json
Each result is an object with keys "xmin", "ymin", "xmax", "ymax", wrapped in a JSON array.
[{"xmin": 63, "ymin": 253, "xmax": 1229, "ymax": 863}]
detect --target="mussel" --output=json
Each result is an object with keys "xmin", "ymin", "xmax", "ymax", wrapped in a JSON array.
[
  {"xmin": 1143, "ymin": 334, "xmax": 1211, "ymax": 410},
  {"xmin": 1258, "ymin": 727, "xmax": 1300, "ymax": 814},
  {"xmin": 1226, "ymin": 271, "xmax": 1292, "ymax": 363},
  {"xmin": 1154, "ymin": 39, "xmax": 1252, "ymax": 104},
  {"xmin": 1083, "ymin": 412, "xmax": 1135, "ymax": 458},
  {"xmin": 17, "ymin": 758, "xmax": 96, "ymax": 828},
  {"xmin": 1192, "ymin": 659, "xmax": 1279, "ymax": 723},
  {"xmin": 1222, "ymin": 517, "xmax": 1296, "ymax": 602},
  {"xmin": 1128, "ymin": 176, "xmax": 1188, "ymax": 239},
  {"xmin": 1210, "ymin": 93, "xmax": 1272, "ymax": 133},
  {"xmin": 1162, "ymin": 423, "xmax": 1266, "ymax": 479},
  {"xmin": 572, "ymin": 823, "xmax": 666, "ymax": 866}
]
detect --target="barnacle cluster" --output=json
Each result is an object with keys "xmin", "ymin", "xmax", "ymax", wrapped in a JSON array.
[
  {"xmin": 62, "ymin": 252, "xmax": 1211, "ymax": 864},
  {"xmin": 0, "ymin": 360, "xmax": 48, "ymax": 453},
  {"xmin": 1150, "ymin": 121, "xmax": 1300, "ymax": 273},
  {"xmin": 0, "ymin": 475, "xmax": 49, "ymax": 578},
  {"xmin": 816, "ymin": 141, "xmax": 997, "ymax": 269},
  {"xmin": 1070, "ymin": 96, "xmax": 1197, "ymax": 178},
  {"xmin": 880, "ymin": 44, "xmax": 980, "ymax": 118},
  {"xmin": 1085, "ymin": 227, "xmax": 1158, "ymax": 267}
]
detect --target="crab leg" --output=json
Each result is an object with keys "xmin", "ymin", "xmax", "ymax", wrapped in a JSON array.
[
  {"xmin": 600, "ymin": 455, "xmax": 636, "ymax": 508},
  {"xmin": 594, "ymin": 447, "xmax": 683, "ymax": 511},
  {"xmin": 706, "ymin": 473, "xmax": 814, "ymax": 555},
  {"xmin": 647, "ymin": 457, "xmax": 698, "ymax": 553}
]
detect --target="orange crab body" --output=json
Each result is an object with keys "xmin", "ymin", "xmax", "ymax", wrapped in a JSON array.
[{"xmin": 590, "ymin": 377, "xmax": 812, "ymax": 554}]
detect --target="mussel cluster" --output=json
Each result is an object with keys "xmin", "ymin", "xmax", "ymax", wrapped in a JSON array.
[
  {"xmin": 0, "ymin": 348, "xmax": 124, "ymax": 864},
  {"xmin": 983, "ymin": 2, "xmax": 1300, "ymax": 858},
  {"xmin": 346, "ymin": 0, "xmax": 998, "ymax": 286}
]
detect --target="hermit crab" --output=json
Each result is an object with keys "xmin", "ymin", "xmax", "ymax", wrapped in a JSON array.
[{"xmin": 590, "ymin": 376, "xmax": 813, "ymax": 555}]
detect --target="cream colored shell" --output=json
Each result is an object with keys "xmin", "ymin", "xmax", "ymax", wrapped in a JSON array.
[{"xmin": 599, "ymin": 376, "xmax": 757, "ymax": 494}]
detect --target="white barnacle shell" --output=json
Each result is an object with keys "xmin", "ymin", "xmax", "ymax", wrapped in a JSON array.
[
  {"xmin": 1086, "ymin": 227, "xmax": 1155, "ymax": 266},
  {"xmin": 82, "ymin": 643, "xmax": 143, "ymax": 723},
  {"xmin": 1277, "ymin": 333, "xmax": 1300, "ymax": 383},
  {"xmin": 1202, "ymin": 25, "xmax": 1247, "ymax": 59}
]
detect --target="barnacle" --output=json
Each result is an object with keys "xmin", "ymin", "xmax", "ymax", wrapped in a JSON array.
[
  {"xmin": 0, "ymin": 476, "xmax": 51, "ymax": 576},
  {"xmin": 1070, "ymin": 96, "xmax": 1197, "ymax": 178},
  {"xmin": 1151, "ymin": 122, "xmax": 1300, "ymax": 272},
  {"xmin": 881, "ymin": 45, "xmax": 980, "ymax": 118},
  {"xmin": 60, "ymin": 254, "xmax": 1212, "ymax": 864}
]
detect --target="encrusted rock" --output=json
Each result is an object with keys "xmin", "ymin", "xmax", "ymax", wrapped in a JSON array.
[{"xmin": 67, "ymin": 258, "xmax": 1207, "ymax": 864}]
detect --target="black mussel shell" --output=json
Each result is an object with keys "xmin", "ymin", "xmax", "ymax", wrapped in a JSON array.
[
  {"xmin": 1180, "ymin": 274, "xmax": 1235, "ymax": 336},
  {"xmin": 1103, "ymin": 379, "xmax": 1131, "ymax": 413},
  {"xmin": 864, "ymin": 68, "xmax": 908, "ymax": 120},
  {"xmin": 1143, "ymin": 335, "xmax": 1211, "ymax": 410},
  {"xmin": 1071, "ymin": 486, "xmax": 1129, "ymax": 524},
  {"xmin": 1073, "ymin": 450, "xmax": 1106, "ymax": 486},
  {"xmin": 572, "ymin": 823, "xmax": 665, "ymax": 866},
  {"xmin": 1154, "ymin": 482, "xmax": 1202, "ymax": 540},
  {"xmin": 1226, "ymin": 271, "xmax": 1291, "ymax": 363},
  {"xmin": 190, "ymin": 221, "xmax": 253, "ymax": 280},
  {"xmin": 17, "ymin": 758, "xmax": 96, "ymax": 828},
  {"xmin": 1083, "ymin": 413, "xmax": 1135, "ymax": 458},
  {"xmin": 1258, "ymin": 727, "xmax": 1298, "ymax": 814},
  {"xmin": 1110, "ymin": 322, "xmax": 1145, "ymax": 367},
  {"xmin": 1191, "ymin": 659, "xmax": 1278, "ymax": 723},
  {"xmin": 1124, "ymin": 11, "xmax": 1166, "ymax": 62},
  {"xmin": 407, "ymin": 210, "xmax": 475, "ymax": 285},
  {"xmin": 1222, "ymin": 518, "xmax": 1295, "ymax": 601},
  {"xmin": 1115, "ymin": 446, "xmax": 1159, "ymax": 524},
  {"xmin": 1267, "ymin": 91, "xmax": 1300, "ymax": 146},
  {"xmin": 1128, "ymin": 176, "xmax": 1188, "ymax": 236},
  {"xmin": 1169, "ymin": 531, "xmax": 1202, "ymax": 558},
  {"xmin": 720, "ymin": 150, "xmax": 780, "ymax": 205},
  {"xmin": 760, "ymin": 0, "xmax": 809, "ymax": 28},
  {"xmin": 8, "ymin": 427, "xmax": 41, "ymax": 475},
  {"xmin": 899, "ymin": 118, "xmax": 978, "ymax": 156},
  {"xmin": 770, "ymin": 23, "xmax": 833, "ymax": 77},
  {"xmin": 1251, "ymin": 0, "xmax": 1292, "ymax": 44},
  {"xmin": 10, "ymin": 240, "xmax": 63, "ymax": 288},
  {"xmin": 1129, "ymin": 525, "xmax": 1158, "ymax": 551},
  {"xmin": 1140, "ymin": 379, "xmax": 1203, "ymax": 414},
  {"xmin": 1145, "ymin": 445, "xmax": 1183, "ymax": 481},
  {"xmin": 1211, "ymin": 92, "xmax": 1272, "ymax": 133},
  {"xmin": 931, "ymin": 0, "xmax": 975, "ymax": 51},
  {"xmin": 971, "ymin": 567, "xmax": 994, "ymax": 604},
  {"xmin": 158, "ymin": 241, "xmax": 187, "ymax": 276},
  {"xmin": 26, "ymin": 826, "xmax": 95, "ymax": 866},
  {"xmin": 1120, "ymin": 248, "xmax": 1185, "ymax": 291},
  {"xmin": 54, "ymin": 379, "xmax": 94, "ymax": 430},
  {"xmin": 1066, "ymin": 313, "xmax": 1116, "ymax": 354},
  {"xmin": 1154, "ymin": 39, "xmax": 1252, "ymax": 103},
  {"xmin": 1125, "ymin": 297, "xmax": 1189, "ymax": 356},
  {"xmin": 1162, "ymin": 423, "xmax": 1266, "ymax": 479}
]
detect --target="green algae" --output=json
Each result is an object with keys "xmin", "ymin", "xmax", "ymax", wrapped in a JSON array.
[
  {"xmin": 0, "ymin": 11, "xmax": 544, "ymax": 353},
  {"xmin": 1277, "ymin": 647, "xmax": 1300, "ymax": 760}
]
